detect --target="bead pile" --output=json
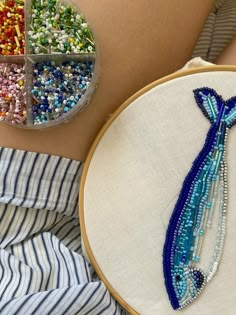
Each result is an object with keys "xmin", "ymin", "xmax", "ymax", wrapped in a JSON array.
[
  {"xmin": 0, "ymin": 0, "xmax": 97, "ymax": 127},
  {"xmin": 29, "ymin": 0, "xmax": 95, "ymax": 54},
  {"xmin": 0, "ymin": 63, "xmax": 26, "ymax": 124},
  {"xmin": 32, "ymin": 60, "xmax": 94, "ymax": 125},
  {"xmin": 0, "ymin": 0, "xmax": 25, "ymax": 55},
  {"xmin": 163, "ymin": 87, "xmax": 236, "ymax": 310}
]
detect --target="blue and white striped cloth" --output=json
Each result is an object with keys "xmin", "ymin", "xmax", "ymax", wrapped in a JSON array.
[
  {"xmin": 0, "ymin": 147, "xmax": 123, "ymax": 315},
  {"xmin": 192, "ymin": 0, "xmax": 236, "ymax": 62}
]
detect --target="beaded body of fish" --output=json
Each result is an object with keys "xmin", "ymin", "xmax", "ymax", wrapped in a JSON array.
[{"xmin": 163, "ymin": 87, "xmax": 236, "ymax": 310}]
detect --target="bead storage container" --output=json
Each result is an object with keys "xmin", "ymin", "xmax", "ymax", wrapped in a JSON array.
[{"xmin": 0, "ymin": 0, "xmax": 99, "ymax": 128}]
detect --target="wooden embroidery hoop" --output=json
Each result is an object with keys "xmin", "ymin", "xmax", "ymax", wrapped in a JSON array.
[{"xmin": 79, "ymin": 66, "xmax": 236, "ymax": 315}]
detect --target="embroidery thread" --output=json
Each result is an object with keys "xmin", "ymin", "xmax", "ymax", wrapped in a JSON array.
[{"xmin": 163, "ymin": 87, "xmax": 236, "ymax": 310}]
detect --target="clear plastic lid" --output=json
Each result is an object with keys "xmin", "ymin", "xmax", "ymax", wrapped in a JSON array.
[{"xmin": 0, "ymin": 0, "xmax": 99, "ymax": 129}]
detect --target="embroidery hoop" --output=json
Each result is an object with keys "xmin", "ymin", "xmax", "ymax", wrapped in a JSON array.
[{"xmin": 79, "ymin": 66, "xmax": 236, "ymax": 315}]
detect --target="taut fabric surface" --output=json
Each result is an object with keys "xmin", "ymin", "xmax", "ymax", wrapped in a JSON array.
[{"xmin": 83, "ymin": 71, "xmax": 236, "ymax": 315}]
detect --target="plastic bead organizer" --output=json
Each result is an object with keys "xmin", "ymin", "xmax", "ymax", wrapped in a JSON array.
[{"xmin": 0, "ymin": 0, "xmax": 98, "ymax": 128}]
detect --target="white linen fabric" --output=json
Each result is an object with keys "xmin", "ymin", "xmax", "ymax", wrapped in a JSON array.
[
  {"xmin": 83, "ymin": 70, "xmax": 236, "ymax": 315},
  {"xmin": 0, "ymin": 147, "xmax": 123, "ymax": 315}
]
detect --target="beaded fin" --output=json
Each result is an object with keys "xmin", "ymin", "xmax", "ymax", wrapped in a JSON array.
[
  {"xmin": 193, "ymin": 88, "xmax": 224, "ymax": 124},
  {"xmin": 163, "ymin": 87, "xmax": 233, "ymax": 310},
  {"xmin": 225, "ymin": 97, "xmax": 236, "ymax": 128}
]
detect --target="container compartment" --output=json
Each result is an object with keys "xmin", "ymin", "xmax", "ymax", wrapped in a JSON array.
[
  {"xmin": 26, "ymin": 53, "xmax": 97, "ymax": 127},
  {"xmin": 0, "ymin": 56, "xmax": 27, "ymax": 124},
  {"xmin": 27, "ymin": 0, "xmax": 96, "ymax": 55},
  {"xmin": 0, "ymin": 0, "xmax": 25, "ymax": 55}
]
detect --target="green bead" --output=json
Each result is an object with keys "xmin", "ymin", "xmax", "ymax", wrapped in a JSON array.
[
  {"xmin": 40, "ymin": 38, "xmax": 47, "ymax": 45},
  {"xmin": 199, "ymin": 229, "xmax": 204, "ymax": 235}
]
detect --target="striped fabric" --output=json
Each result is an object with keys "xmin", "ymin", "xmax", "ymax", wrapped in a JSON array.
[
  {"xmin": 192, "ymin": 0, "xmax": 236, "ymax": 62},
  {"xmin": 0, "ymin": 147, "xmax": 123, "ymax": 315}
]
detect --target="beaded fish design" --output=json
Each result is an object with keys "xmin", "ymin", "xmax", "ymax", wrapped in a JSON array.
[{"xmin": 163, "ymin": 87, "xmax": 236, "ymax": 310}]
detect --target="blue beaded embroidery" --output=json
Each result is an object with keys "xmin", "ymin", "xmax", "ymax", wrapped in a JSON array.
[{"xmin": 163, "ymin": 87, "xmax": 236, "ymax": 310}]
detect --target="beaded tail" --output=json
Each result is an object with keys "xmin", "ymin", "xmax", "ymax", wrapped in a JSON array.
[{"xmin": 163, "ymin": 88, "xmax": 236, "ymax": 310}]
